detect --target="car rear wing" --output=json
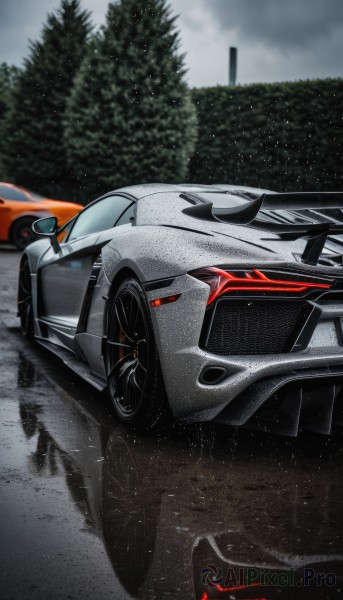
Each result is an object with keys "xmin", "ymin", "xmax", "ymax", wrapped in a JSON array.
[
  {"xmin": 181, "ymin": 191, "xmax": 343, "ymax": 266},
  {"xmin": 182, "ymin": 191, "xmax": 343, "ymax": 225}
]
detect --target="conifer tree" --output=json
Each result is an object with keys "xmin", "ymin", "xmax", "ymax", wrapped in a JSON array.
[
  {"xmin": 6, "ymin": 0, "xmax": 92, "ymax": 200},
  {"xmin": 0, "ymin": 63, "xmax": 20, "ymax": 179},
  {"xmin": 64, "ymin": 0, "xmax": 197, "ymax": 196}
]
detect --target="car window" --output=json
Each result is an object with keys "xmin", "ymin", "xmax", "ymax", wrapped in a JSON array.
[
  {"xmin": 68, "ymin": 195, "xmax": 134, "ymax": 241},
  {"xmin": 25, "ymin": 188, "xmax": 44, "ymax": 200},
  {"xmin": 57, "ymin": 216, "xmax": 77, "ymax": 243},
  {"xmin": 0, "ymin": 185, "xmax": 30, "ymax": 201},
  {"xmin": 115, "ymin": 203, "xmax": 135, "ymax": 226}
]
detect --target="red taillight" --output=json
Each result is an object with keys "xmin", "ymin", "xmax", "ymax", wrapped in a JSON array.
[
  {"xmin": 191, "ymin": 267, "xmax": 332, "ymax": 305},
  {"xmin": 150, "ymin": 294, "xmax": 181, "ymax": 308}
]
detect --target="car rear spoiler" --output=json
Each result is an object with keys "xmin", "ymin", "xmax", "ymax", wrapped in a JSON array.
[
  {"xmin": 181, "ymin": 191, "xmax": 343, "ymax": 225},
  {"xmin": 181, "ymin": 191, "xmax": 343, "ymax": 266}
]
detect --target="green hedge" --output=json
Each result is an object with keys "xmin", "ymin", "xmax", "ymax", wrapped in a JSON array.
[{"xmin": 189, "ymin": 78, "xmax": 343, "ymax": 191}]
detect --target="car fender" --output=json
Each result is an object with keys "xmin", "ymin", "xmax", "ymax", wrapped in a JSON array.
[{"xmin": 22, "ymin": 238, "xmax": 52, "ymax": 273}]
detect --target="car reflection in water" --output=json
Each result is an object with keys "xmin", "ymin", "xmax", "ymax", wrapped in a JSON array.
[{"xmin": 17, "ymin": 350, "xmax": 343, "ymax": 600}]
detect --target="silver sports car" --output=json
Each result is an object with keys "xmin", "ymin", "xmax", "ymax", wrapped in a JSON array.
[{"xmin": 18, "ymin": 183, "xmax": 343, "ymax": 435}]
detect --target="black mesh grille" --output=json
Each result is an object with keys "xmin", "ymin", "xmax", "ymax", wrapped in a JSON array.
[{"xmin": 205, "ymin": 300, "xmax": 312, "ymax": 355}]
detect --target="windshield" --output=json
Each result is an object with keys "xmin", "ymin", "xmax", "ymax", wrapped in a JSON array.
[{"xmin": 21, "ymin": 187, "xmax": 45, "ymax": 200}]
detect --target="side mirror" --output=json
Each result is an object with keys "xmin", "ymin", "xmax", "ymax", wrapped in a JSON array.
[
  {"xmin": 0, "ymin": 197, "xmax": 5, "ymax": 204},
  {"xmin": 32, "ymin": 217, "xmax": 60, "ymax": 253},
  {"xmin": 32, "ymin": 216, "xmax": 58, "ymax": 235}
]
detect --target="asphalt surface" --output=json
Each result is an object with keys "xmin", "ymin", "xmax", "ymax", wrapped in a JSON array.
[{"xmin": 0, "ymin": 248, "xmax": 343, "ymax": 600}]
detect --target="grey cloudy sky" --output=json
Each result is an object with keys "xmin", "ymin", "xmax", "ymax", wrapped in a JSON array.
[{"xmin": 1, "ymin": 0, "xmax": 343, "ymax": 87}]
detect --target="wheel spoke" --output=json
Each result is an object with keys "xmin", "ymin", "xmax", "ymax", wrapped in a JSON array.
[
  {"xmin": 137, "ymin": 360, "xmax": 147, "ymax": 372},
  {"xmin": 115, "ymin": 300, "xmax": 135, "ymax": 343},
  {"xmin": 123, "ymin": 367, "xmax": 133, "ymax": 409},
  {"xmin": 107, "ymin": 352, "xmax": 134, "ymax": 380},
  {"xmin": 113, "ymin": 356, "xmax": 145, "ymax": 414},
  {"xmin": 116, "ymin": 361, "xmax": 136, "ymax": 409},
  {"xmin": 18, "ymin": 296, "xmax": 31, "ymax": 304},
  {"xmin": 121, "ymin": 296, "xmax": 137, "ymax": 340},
  {"xmin": 119, "ymin": 366, "xmax": 141, "ymax": 409},
  {"xmin": 136, "ymin": 360, "xmax": 147, "ymax": 379},
  {"xmin": 129, "ymin": 293, "xmax": 134, "ymax": 326},
  {"xmin": 18, "ymin": 296, "xmax": 32, "ymax": 316},
  {"xmin": 133, "ymin": 361, "xmax": 147, "ymax": 394},
  {"xmin": 133, "ymin": 299, "xmax": 140, "ymax": 333},
  {"xmin": 134, "ymin": 303, "xmax": 147, "ymax": 339},
  {"xmin": 115, "ymin": 359, "xmax": 135, "ymax": 391},
  {"xmin": 132, "ymin": 367, "xmax": 144, "ymax": 392},
  {"xmin": 20, "ymin": 269, "xmax": 31, "ymax": 295},
  {"xmin": 107, "ymin": 340, "xmax": 134, "ymax": 349},
  {"xmin": 137, "ymin": 339, "xmax": 147, "ymax": 364},
  {"xmin": 129, "ymin": 367, "xmax": 142, "ymax": 404},
  {"xmin": 19, "ymin": 304, "xmax": 29, "ymax": 320},
  {"xmin": 107, "ymin": 286, "xmax": 151, "ymax": 418}
]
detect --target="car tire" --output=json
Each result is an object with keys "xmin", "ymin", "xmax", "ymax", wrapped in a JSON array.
[
  {"xmin": 18, "ymin": 258, "xmax": 34, "ymax": 339},
  {"xmin": 11, "ymin": 217, "xmax": 37, "ymax": 250},
  {"xmin": 105, "ymin": 278, "xmax": 171, "ymax": 429}
]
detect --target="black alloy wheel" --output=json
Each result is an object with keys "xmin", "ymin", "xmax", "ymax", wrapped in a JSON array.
[
  {"xmin": 106, "ymin": 278, "xmax": 170, "ymax": 428},
  {"xmin": 18, "ymin": 259, "xmax": 34, "ymax": 338},
  {"xmin": 12, "ymin": 218, "xmax": 37, "ymax": 250}
]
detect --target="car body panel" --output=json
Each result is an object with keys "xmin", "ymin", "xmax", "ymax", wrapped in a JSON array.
[{"xmin": 21, "ymin": 184, "xmax": 343, "ymax": 435}]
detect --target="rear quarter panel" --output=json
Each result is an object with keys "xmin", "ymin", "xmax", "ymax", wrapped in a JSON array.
[{"xmin": 100, "ymin": 222, "xmax": 299, "ymax": 284}]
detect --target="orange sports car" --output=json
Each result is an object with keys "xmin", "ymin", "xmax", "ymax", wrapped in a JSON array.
[{"xmin": 0, "ymin": 182, "xmax": 84, "ymax": 249}]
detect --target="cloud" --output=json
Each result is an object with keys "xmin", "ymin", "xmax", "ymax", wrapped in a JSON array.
[
  {"xmin": 0, "ymin": 1, "xmax": 64, "ymax": 66},
  {"xmin": 0, "ymin": 0, "xmax": 342, "ymax": 86},
  {"xmin": 171, "ymin": 0, "xmax": 343, "ymax": 85},
  {"xmin": 196, "ymin": 0, "xmax": 343, "ymax": 50},
  {"xmin": 0, "ymin": 0, "xmax": 107, "ymax": 66}
]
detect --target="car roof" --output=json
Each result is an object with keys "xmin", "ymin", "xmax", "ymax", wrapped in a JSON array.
[
  {"xmin": 113, "ymin": 183, "xmax": 271, "ymax": 200},
  {"xmin": 114, "ymin": 183, "xmax": 215, "ymax": 199},
  {"xmin": 0, "ymin": 182, "xmax": 19, "ymax": 188}
]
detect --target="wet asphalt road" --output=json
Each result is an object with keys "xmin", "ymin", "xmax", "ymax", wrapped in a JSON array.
[{"xmin": 0, "ymin": 249, "xmax": 343, "ymax": 600}]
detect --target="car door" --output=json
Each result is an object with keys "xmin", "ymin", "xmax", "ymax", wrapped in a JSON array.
[{"xmin": 38, "ymin": 194, "xmax": 135, "ymax": 350}]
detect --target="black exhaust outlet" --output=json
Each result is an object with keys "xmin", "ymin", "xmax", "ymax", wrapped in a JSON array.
[{"xmin": 199, "ymin": 366, "xmax": 227, "ymax": 385}]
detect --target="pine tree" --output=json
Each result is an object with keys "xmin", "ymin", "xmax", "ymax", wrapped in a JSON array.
[
  {"xmin": 64, "ymin": 0, "xmax": 197, "ymax": 197},
  {"xmin": 5, "ymin": 0, "xmax": 92, "ymax": 200},
  {"xmin": 0, "ymin": 63, "xmax": 20, "ymax": 179}
]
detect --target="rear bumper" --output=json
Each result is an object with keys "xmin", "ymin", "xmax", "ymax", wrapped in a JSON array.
[{"xmin": 147, "ymin": 274, "xmax": 343, "ymax": 429}]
